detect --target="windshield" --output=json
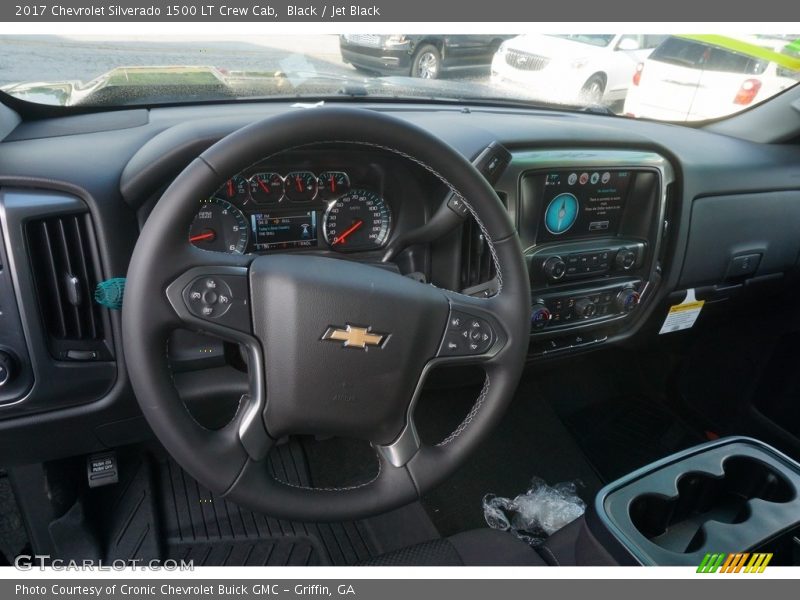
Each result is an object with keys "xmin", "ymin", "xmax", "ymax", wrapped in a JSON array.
[
  {"xmin": 1, "ymin": 33, "xmax": 799, "ymax": 123},
  {"xmin": 548, "ymin": 34, "xmax": 616, "ymax": 47}
]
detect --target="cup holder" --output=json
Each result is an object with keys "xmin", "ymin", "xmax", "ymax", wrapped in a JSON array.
[{"xmin": 629, "ymin": 456, "xmax": 794, "ymax": 554}]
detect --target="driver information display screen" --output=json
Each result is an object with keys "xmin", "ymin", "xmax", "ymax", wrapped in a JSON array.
[
  {"xmin": 251, "ymin": 211, "xmax": 318, "ymax": 251},
  {"xmin": 536, "ymin": 169, "xmax": 632, "ymax": 242}
]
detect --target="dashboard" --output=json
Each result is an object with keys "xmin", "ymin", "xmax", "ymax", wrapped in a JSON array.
[{"xmin": 1, "ymin": 98, "xmax": 800, "ymax": 466}]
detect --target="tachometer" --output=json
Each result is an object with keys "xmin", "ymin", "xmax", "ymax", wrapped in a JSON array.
[
  {"xmin": 189, "ymin": 197, "xmax": 250, "ymax": 254},
  {"xmin": 323, "ymin": 189, "xmax": 391, "ymax": 251}
]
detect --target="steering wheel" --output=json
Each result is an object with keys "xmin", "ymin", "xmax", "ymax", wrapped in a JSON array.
[{"xmin": 122, "ymin": 107, "xmax": 530, "ymax": 521}]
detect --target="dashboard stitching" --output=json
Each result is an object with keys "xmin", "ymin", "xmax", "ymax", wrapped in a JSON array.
[{"xmin": 437, "ymin": 375, "xmax": 490, "ymax": 447}]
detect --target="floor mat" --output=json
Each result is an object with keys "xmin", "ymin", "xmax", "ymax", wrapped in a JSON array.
[
  {"xmin": 419, "ymin": 377, "xmax": 603, "ymax": 537},
  {"xmin": 158, "ymin": 443, "xmax": 373, "ymax": 565},
  {"xmin": 98, "ymin": 440, "xmax": 438, "ymax": 566},
  {"xmin": 0, "ymin": 470, "xmax": 29, "ymax": 564},
  {"xmin": 560, "ymin": 395, "xmax": 704, "ymax": 482},
  {"xmin": 752, "ymin": 335, "xmax": 800, "ymax": 437}
]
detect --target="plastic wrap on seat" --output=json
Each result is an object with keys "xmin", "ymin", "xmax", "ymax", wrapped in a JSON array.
[{"xmin": 482, "ymin": 477, "xmax": 586, "ymax": 546}]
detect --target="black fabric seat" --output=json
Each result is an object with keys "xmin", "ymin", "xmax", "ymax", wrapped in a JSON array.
[{"xmin": 361, "ymin": 529, "xmax": 547, "ymax": 566}]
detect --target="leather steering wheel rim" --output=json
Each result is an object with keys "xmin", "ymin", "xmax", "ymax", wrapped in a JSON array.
[{"xmin": 122, "ymin": 107, "xmax": 531, "ymax": 521}]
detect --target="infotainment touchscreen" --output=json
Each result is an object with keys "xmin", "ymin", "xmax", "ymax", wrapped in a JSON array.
[{"xmin": 535, "ymin": 169, "xmax": 632, "ymax": 242}]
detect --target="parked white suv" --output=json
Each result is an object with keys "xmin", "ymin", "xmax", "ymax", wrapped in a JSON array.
[
  {"xmin": 490, "ymin": 34, "xmax": 665, "ymax": 106},
  {"xmin": 624, "ymin": 36, "xmax": 800, "ymax": 121}
]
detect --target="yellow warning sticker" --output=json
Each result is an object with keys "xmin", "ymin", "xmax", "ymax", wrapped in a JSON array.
[{"xmin": 659, "ymin": 289, "xmax": 705, "ymax": 334}]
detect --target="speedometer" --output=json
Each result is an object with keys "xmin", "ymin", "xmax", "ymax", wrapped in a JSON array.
[{"xmin": 323, "ymin": 189, "xmax": 391, "ymax": 252}]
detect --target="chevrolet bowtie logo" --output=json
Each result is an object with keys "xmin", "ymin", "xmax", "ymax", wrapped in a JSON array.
[{"xmin": 321, "ymin": 324, "xmax": 387, "ymax": 350}]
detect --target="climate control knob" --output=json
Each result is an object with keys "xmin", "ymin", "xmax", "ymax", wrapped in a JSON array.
[
  {"xmin": 615, "ymin": 288, "xmax": 641, "ymax": 313},
  {"xmin": 530, "ymin": 303, "xmax": 552, "ymax": 331},
  {"xmin": 542, "ymin": 256, "xmax": 567, "ymax": 281},
  {"xmin": 574, "ymin": 298, "xmax": 597, "ymax": 318}
]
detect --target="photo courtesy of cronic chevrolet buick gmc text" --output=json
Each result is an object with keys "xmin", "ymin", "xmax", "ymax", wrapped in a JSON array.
[{"xmin": 1, "ymin": 33, "xmax": 800, "ymax": 568}]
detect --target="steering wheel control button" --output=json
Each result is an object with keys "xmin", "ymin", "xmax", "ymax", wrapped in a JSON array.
[
  {"xmin": 439, "ymin": 310, "xmax": 495, "ymax": 356},
  {"xmin": 442, "ymin": 332, "xmax": 465, "ymax": 354},
  {"xmin": 447, "ymin": 195, "xmax": 471, "ymax": 218},
  {"xmin": 184, "ymin": 276, "xmax": 234, "ymax": 319},
  {"xmin": 178, "ymin": 273, "xmax": 254, "ymax": 335}
]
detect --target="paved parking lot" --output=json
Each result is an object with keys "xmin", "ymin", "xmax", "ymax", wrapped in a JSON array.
[{"xmin": 0, "ymin": 34, "xmax": 489, "ymax": 86}]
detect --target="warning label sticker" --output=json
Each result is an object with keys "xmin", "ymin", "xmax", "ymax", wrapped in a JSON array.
[{"xmin": 659, "ymin": 289, "xmax": 705, "ymax": 334}]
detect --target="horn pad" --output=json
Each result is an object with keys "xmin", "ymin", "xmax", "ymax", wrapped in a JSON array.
[{"xmin": 250, "ymin": 254, "xmax": 449, "ymax": 445}]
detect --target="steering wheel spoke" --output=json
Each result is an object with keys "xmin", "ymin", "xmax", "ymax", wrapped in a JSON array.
[{"xmin": 164, "ymin": 256, "xmax": 273, "ymax": 461}]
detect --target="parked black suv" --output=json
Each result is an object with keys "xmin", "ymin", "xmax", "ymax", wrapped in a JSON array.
[{"xmin": 339, "ymin": 34, "xmax": 511, "ymax": 78}]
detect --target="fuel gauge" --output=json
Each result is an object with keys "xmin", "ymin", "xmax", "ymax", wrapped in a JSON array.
[
  {"xmin": 217, "ymin": 175, "xmax": 250, "ymax": 204},
  {"xmin": 284, "ymin": 171, "xmax": 318, "ymax": 202},
  {"xmin": 317, "ymin": 171, "xmax": 350, "ymax": 200}
]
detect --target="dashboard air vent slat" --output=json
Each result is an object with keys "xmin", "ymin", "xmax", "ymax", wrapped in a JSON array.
[
  {"xmin": 26, "ymin": 213, "xmax": 105, "ymax": 352},
  {"xmin": 460, "ymin": 216, "xmax": 497, "ymax": 293}
]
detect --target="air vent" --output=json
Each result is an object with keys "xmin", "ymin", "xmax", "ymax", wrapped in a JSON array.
[
  {"xmin": 26, "ymin": 213, "xmax": 111, "ymax": 360},
  {"xmin": 460, "ymin": 216, "xmax": 498, "ymax": 296}
]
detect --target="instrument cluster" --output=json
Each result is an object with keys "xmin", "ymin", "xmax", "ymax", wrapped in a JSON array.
[{"xmin": 188, "ymin": 168, "xmax": 392, "ymax": 254}]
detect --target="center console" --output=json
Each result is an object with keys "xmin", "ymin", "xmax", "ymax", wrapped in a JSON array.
[
  {"xmin": 498, "ymin": 149, "xmax": 674, "ymax": 356},
  {"xmin": 587, "ymin": 437, "xmax": 800, "ymax": 566}
]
